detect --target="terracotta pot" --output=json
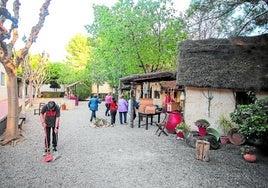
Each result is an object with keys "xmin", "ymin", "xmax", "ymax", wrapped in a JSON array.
[
  {"xmin": 243, "ymin": 153, "xmax": 257, "ymax": 163},
  {"xmin": 61, "ymin": 105, "xmax": 66, "ymax": 110},
  {"xmin": 220, "ymin": 136, "xmax": 229, "ymax": 144},
  {"xmin": 198, "ymin": 127, "xmax": 206, "ymax": 136}
]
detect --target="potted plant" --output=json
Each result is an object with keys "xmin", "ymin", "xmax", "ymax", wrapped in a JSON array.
[
  {"xmin": 218, "ymin": 115, "xmax": 233, "ymax": 144},
  {"xmin": 195, "ymin": 119, "xmax": 210, "ymax": 136},
  {"xmin": 240, "ymin": 145, "xmax": 257, "ymax": 163},
  {"xmin": 61, "ymin": 103, "xmax": 66, "ymax": 110},
  {"xmin": 175, "ymin": 122, "xmax": 191, "ymax": 140},
  {"xmin": 230, "ymin": 97, "xmax": 268, "ymax": 146}
]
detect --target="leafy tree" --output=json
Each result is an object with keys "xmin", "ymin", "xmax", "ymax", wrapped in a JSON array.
[
  {"xmin": 64, "ymin": 34, "xmax": 93, "ymax": 97},
  {"xmin": 0, "ymin": 0, "xmax": 51, "ymax": 145},
  {"xmin": 65, "ymin": 34, "xmax": 92, "ymax": 71},
  {"xmin": 185, "ymin": 0, "xmax": 268, "ymax": 39},
  {"xmin": 86, "ymin": 0, "xmax": 187, "ymax": 87}
]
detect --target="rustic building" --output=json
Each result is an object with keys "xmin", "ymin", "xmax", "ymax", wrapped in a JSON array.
[{"xmin": 176, "ymin": 34, "xmax": 268, "ymax": 134}]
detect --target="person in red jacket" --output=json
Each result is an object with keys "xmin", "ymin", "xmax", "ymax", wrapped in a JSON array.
[{"xmin": 110, "ymin": 97, "xmax": 118, "ymax": 127}]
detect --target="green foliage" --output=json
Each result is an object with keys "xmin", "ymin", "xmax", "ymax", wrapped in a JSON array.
[
  {"xmin": 76, "ymin": 84, "xmax": 91, "ymax": 101},
  {"xmin": 218, "ymin": 115, "xmax": 234, "ymax": 135},
  {"xmin": 240, "ymin": 145, "xmax": 256, "ymax": 155},
  {"xmin": 86, "ymin": 0, "xmax": 187, "ymax": 83},
  {"xmin": 195, "ymin": 119, "xmax": 210, "ymax": 128},
  {"xmin": 175, "ymin": 122, "xmax": 191, "ymax": 135},
  {"xmin": 185, "ymin": 0, "xmax": 268, "ymax": 38},
  {"xmin": 230, "ymin": 97, "xmax": 268, "ymax": 142},
  {"xmin": 46, "ymin": 62, "xmax": 66, "ymax": 84},
  {"xmin": 65, "ymin": 34, "xmax": 92, "ymax": 71}
]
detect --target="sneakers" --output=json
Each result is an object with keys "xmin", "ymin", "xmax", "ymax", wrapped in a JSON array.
[
  {"xmin": 43, "ymin": 149, "xmax": 50, "ymax": 156},
  {"xmin": 52, "ymin": 147, "xmax": 57, "ymax": 152}
]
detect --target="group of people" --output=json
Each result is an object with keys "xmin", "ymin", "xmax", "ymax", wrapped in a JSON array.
[
  {"xmin": 88, "ymin": 92, "xmax": 138, "ymax": 127},
  {"xmin": 39, "ymin": 91, "xmax": 172, "ymax": 156}
]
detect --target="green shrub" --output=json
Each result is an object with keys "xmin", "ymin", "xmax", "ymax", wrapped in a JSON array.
[
  {"xmin": 76, "ymin": 85, "xmax": 91, "ymax": 100},
  {"xmin": 230, "ymin": 97, "xmax": 268, "ymax": 143}
]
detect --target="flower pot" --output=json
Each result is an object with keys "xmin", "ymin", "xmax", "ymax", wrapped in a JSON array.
[
  {"xmin": 243, "ymin": 153, "xmax": 257, "ymax": 163},
  {"xmin": 176, "ymin": 129, "xmax": 184, "ymax": 139},
  {"xmin": 198, "ymin": 127, "xmax": 206, "ymax": 136},
  {"xmin": 61, "ymin": 105, "xmax": 66, "ymax": 110},
  {"xmin": 220, "ymin": 136, "xmax": 229, "ymax": 144}
]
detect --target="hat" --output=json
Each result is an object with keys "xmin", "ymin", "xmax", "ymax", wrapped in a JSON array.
[{"xmin": 48, "ymin": 101, "xmax": 56, "ymax": 110}]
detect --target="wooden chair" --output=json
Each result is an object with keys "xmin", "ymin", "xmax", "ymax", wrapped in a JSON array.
[
  {"xmin": 155, "ymin": 113, "xmax": 168, "ymax": 136},
  {"xmin": 34, "ymin": 102, "xmax": 45, "ymax": 115}
]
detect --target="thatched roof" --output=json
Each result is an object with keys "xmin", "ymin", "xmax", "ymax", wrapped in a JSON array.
[
  {"xmin": 159, "ymin": 80, "xmax": 177, "ymax": 90},
  {"xmin": 120, "ymin": 71, "xmax": 176, "ymax": 86},
  {"xmin": 176, "ymin": 34, "xmax": 268, "ymax": 91}
]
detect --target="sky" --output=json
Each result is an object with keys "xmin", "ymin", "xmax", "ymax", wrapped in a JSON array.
[{"xmin": 12, "ymin": 0, "xmax": 190, "ymax": 62}]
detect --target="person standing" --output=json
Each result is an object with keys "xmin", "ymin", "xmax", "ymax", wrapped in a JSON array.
[
  {"xmin": 110, "ymin": 97, "xmax": 118, "ymax": 126},
  {"xmin": 104, "ymin": 92, "xmax": 112, "ymax": 116},
  {"xmin": 88, "ymin": 94, "xmax": 101, "ymax": 122},
  {"xmin": 118, "ymin": 94, "xmax": 128, "ymax": 125},
  {"xmin": 40, "ymin": 101, "xmax": 60, "ymax": 155},
  {"xmin": 164, "ymin": 91, "xmax": 171, "ymax": 112}
]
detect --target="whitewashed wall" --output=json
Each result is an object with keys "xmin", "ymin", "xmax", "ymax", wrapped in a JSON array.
[
  {"xmin": 40, "ymin": 84, "xmax": 65, "ymax": 92},
  {"xmin": 92, "ymin": 82, "xmax": 112, "ymax": 94},
  {"xmin": 184, "ymin": 87, "xmax": 236, "ymax": 135},
  {"xmin": 0, "ymin": 64, "xmax": 7, "ymax": 101}
]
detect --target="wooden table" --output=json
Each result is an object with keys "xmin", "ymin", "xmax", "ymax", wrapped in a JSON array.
[{"xmin": 138, "ymin": 111, "xmax": 161, "ymax": 130}]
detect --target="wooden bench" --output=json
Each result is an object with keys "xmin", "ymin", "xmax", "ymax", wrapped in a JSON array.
[{"xmin": 34, "ymin": 102, "xmax": 45, "ymax": 115}]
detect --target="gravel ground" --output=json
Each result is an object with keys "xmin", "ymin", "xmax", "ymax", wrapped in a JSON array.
[{"xmin": 0, "ymin": 100, "xmax": 268, "ymax": 188}]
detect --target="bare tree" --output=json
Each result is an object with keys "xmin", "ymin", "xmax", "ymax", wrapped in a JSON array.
[
  {"xmin": 0, "ymin": 0, "xmax": 51, "ymax": 145},
  {"xmin": 21, "ymin": 53, "xmax": 50, "ymax": 107},
  {"xmin": 32, "ymin": 52, "xmax": 50, "ymax": 100}
]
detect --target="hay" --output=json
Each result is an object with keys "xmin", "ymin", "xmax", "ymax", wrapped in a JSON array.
[
  {"xmin": 90, "ymin": 118, "xmax": 111, "ymax": 128},
  {"xmin": 177, "ymin": 34, "xmax": 268, "ymax": 91}
]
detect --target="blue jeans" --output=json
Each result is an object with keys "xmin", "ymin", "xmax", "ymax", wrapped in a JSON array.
[
  {"xmin": 90, "ymin": 110, "xmax": 96, "ymax": 122},
  {"xmin": 119, "ymin": 112, "xmax": 127, "ymax": 124}
]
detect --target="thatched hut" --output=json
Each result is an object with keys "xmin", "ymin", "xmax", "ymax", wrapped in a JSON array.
[{"xmin": 176, "ymin": 34, "xmax": 268, "ymax": 133}]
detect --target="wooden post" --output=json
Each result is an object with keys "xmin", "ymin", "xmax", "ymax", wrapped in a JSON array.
[
  {"xmin": 196, "ymin": 140, "xmax": 210, "ymax": 162},
  {"xmin": 130, "ymin": 82, "xmax": 134, "ymax": 128}
]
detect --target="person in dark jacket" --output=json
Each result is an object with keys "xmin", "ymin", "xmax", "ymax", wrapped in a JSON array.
[
  {"xmin": 88, "ymin": 95, "xmax": 101, "ymax": 122},
  {"xmin": 40, "ymin": 101, "xmax": 60, "ymax": 155}
]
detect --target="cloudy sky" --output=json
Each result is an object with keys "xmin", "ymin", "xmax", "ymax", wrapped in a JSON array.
[{"xmin": 12, "ymin": 0, "xmax": 190, "ymax": 62}]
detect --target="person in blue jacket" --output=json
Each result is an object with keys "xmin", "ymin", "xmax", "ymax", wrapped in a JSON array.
[{"xmin": 88, "ymin": 94, "xmax": 101, "ymax": 122}]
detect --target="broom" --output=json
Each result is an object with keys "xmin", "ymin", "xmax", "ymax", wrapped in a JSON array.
[{"xmin": 43, "ymin": 127, "xmax": 53, "ymax": 162}]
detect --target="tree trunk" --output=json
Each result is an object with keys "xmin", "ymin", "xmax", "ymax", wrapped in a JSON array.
[
  {"xmin": 21, "ymin": 77, "xmax": 26, "ymax": 115},
  {"xmin": 29, "ymin": 81, "xmax": 33, "ymax": 107},
  {"xmin": 1, "ymin": 73, "xmax": 20, "ymax": 145}
]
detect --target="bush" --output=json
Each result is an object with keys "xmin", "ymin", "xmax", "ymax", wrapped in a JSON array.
[
  {"xmin": 76, "ymin": 85, "xmax": 91, "ymax": 100},
  {"xmin": 230, "ymin": 97, "xmax": 268, "ymax": 143},
  {"xmin": 41, "ymin": 92, "xmax": 63, "ymax": 98}
]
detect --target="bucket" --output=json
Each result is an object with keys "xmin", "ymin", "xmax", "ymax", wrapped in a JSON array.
[{"xmin": 166, "ymin": 112, "xmax": 183, "ymax": 133}]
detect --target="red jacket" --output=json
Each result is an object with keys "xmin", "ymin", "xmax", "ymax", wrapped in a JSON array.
[{"xmin": 110, "ymin": 101, "xmax": 118, "ymax": 111}]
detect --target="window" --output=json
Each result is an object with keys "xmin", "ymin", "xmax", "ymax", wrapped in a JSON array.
[
  {"xmin": 1, "ymin": 72, "xmax": 5, "ymax": 86},
  {"xmin": 236, "ymin": 91, "xmax": 255, "ymax": 106},
  {"xmin": 154, "ymin": 90, "xmax": 160, "ymax": 99}
]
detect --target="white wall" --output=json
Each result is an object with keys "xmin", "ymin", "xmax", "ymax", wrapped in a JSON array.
[
  {"xmin": 92, "ymin": 82, "xmax": 113, "ymax": 94},
  {"xmin": 0, "ymin": 64, "xmax": 7, "ymax": 101},
  {"xmin": 184, "ymin": 87, "xmax": 236, "ymax": 135},
  {"xmin": 40, "ymin": 84, "xmax": 65, "ymax": 92}
]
